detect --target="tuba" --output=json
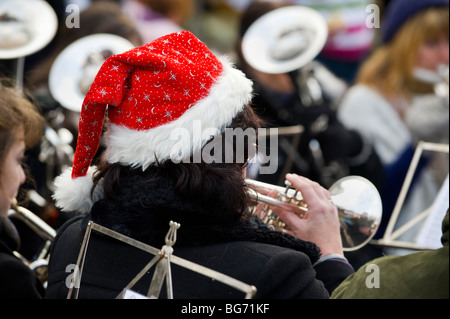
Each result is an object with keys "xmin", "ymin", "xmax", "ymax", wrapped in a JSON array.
[{"xmin": 246, "ymin": 176, "xmax": 382, "ymax": 251}]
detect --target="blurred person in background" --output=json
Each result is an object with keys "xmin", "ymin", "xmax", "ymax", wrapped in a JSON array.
[
  {"xmin": 226, "ymin": 0, "xmax": 376, "ymax": 83},
  {"xmin": 0, "ymin": 79, "xmax": 45, "ymax": 298},
  {"xmin": 122, "ymin": 0, "xmax": 194, "ymax": 44},
  {"xmin": 338, "ymin": 0, "xmax": 449, "ymax": 244},
  {"xmin": 237, "ymin": 1, "xmax": 384, "ymax": 192},
  {"xmin": 293, "ymin": 0, "xmax": 376, "ymax": 84}
]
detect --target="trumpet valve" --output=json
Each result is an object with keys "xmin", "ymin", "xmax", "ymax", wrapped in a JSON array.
[{"xmin": 281, "ymin": 182, "xmax": 307, "ymax": 218}]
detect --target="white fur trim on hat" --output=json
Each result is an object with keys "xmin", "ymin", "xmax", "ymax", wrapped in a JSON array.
[
  {"xmin": 52, "ymin": 166, "xmax": 104, "ymax": 214},
  {"xmin": 105, "ymin": 56, "xmax": 253, "ymax": 169}
]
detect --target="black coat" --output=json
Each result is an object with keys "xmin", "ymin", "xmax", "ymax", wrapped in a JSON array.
[
  {"xmin": 46, "ymin": 215, "xmax": 354, "ymax": 299},
  {"xmin": 46, "ymin": 169, "xmax": 354, "ymax": 299},
  {"xmin": 0, "ymin": 239, "xmax": 45, "ymax": 299}
]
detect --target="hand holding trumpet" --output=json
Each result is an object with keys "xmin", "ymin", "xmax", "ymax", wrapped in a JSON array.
[{"xmin": 253, "ymin": 174, "xmax": 344, "ymax": 257}]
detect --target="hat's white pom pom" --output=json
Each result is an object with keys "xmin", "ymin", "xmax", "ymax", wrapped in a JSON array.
[{"xmin": 52, "ymin": 166, "xmax": 104, "ymax": 214}]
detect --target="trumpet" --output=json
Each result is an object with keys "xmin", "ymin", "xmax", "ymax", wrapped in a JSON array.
[
  {"xmin": 8, "ymin": 199, "xmax": 56, "ymax": 285},
  {"xmin": 246, "ymin": 176, "xmax": 382, "ymax": 251}
]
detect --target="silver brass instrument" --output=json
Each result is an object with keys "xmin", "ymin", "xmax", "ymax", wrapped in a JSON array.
[
  {"xmin": 8, "ymin": 200, "xmax": 56, "ymax": 285},
  {"xmin": 242, "ymin": 6, "xmax": 329, "ymax": 108},
  {"xmin": 246, "ymin": 176, "xmax": 383, "ymax": 251}
]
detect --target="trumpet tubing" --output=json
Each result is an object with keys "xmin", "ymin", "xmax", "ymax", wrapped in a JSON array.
[
  {"xmin": 9, "ymin": 204, "xmax": 56, "ymax": 242},
  {"xmin": 8, "ymin": 200, "xmax": 56, "ymax": 285}
]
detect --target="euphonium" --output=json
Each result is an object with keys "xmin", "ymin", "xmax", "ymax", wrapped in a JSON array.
[
  {"xmin": 8, "ymin": 199, "xmax": 56, "ymax": 285},
  {"xmin": 246, "ymin": 176, "xmax": 383, "ymax": 251}
]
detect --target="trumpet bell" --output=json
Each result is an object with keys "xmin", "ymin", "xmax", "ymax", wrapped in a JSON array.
[{"xmin": 329, "ymin": 176, "xmax": 382, "ymax": 251}]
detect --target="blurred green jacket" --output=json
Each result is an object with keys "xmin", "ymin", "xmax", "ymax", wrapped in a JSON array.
[{"xmin": 332, "ymin": 212, "xmax": 449, "ymax": 299}]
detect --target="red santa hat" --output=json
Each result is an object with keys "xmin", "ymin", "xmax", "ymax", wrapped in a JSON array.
[{"xmin": 53, "ymin": 31, "xmax": 253, "ymax": 213}]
